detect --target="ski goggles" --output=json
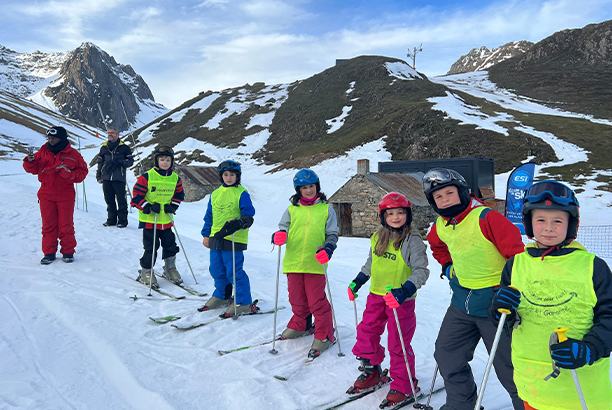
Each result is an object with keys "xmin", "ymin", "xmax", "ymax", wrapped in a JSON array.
[
  {"xmin": 525, "ymin": 180, "xmax": 579, "ymax": 206},
  {"xmin": 157, "ymin": 146, "xmax": 174, "ymax": 154},
  {"xmin": 46, "ymin": 128, "xmax": 58, "ymax": 136},
  {"xmin": 422, "ymin": 169, "xmax": 464, "ymax": 192}
]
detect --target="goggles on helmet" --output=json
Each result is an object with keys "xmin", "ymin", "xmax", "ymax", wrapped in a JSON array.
[
  {"xmin": 157, "ymin": 146, "xmax": 174, "ymax": 154},
  {"xmin": 46, "ymin": 128, "xmax": 58, "ymax": 136},
  {"xmin": 422, "ymin": 169, "xmax": 465, "ymax": 192},
  {"xmin": 524, "ymin": 180, "xmax": 579, "ymax": 207}
]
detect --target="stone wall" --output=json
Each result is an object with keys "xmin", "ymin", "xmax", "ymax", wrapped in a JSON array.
[{"xmin": 329, "ymin": 175, "xmax": 439, "ymax": 238}]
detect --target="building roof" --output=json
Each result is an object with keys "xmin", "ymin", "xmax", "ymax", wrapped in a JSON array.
[
  {"xmin": 174, "ymin": 165, "xmax": 220, "ymax": 186},
  {"xmin": 365, "ymin": 173, "xmax": 429, "ymax": 207}
]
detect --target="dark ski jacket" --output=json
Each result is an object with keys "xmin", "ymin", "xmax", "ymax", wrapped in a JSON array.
[
  {"xmin": 96, "ymin": 139, "xmax": 134, "ymax": 182},
  {"xmin": 499, "ymin": 244, "xmax": 612, "ymax": 364}
]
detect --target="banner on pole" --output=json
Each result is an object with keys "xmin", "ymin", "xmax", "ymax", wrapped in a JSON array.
[{"xmin": 505, "ymin": 162, "xmax": 536, "ymax": 235}]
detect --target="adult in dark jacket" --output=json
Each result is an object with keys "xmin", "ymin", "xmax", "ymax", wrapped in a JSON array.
[
  {"xmin": 96, "ymin": 128, "xmax": 134, "ymax": 228},
  {"xmin": 23, "ymin": 126, "xmax": 88, "ymax": 264}
]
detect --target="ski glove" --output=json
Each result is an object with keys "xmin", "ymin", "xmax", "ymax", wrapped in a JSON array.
[
  {"xmin": 142, "ymin": 203, "xmax": 152, "ymax": 214},
  {"xmin": 315, "ymin": 244, "xmax": 335, "ymax": 264},
  {"xmin": 150, "ymin": 203, "xmax": 162, "ymax": 214},
  {"xmin": 214, "ymin": 219, "xmax": 243, "ymax": 239},
  {"xmin": 490, "ymin": 286, "xmax": 521, "ymax": 325},
  {"xmin": 112, "ymin": 158, "xmax": 124, "ymax": 166},
  {"xmin": 164, "ymin": 204, "xmax": 178, "ymax": 214},
  {"xmin": 441, "ymin": 262, "xmax": 455, "ymax": 280},
  {"xmin": 551, "ymin": 338, "xmax": 595, "ymax": 369},
  {"xmin": 348, "ymin": 272, "xmax": 369, "ymax": 301},
  {"xmin": 271, "ymin": 230, "xmax": 287, "ymax": 246},
  {"xmin": 384, "ymin": 281, "xmax": 417, "ymax": 309}
]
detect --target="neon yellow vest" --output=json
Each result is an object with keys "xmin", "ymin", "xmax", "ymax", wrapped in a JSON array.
[
  {"xmin": 282, "ymin": 202, "xmax": 329, "ymax": 274},
  {"xmin": 139, "ymin": 169, "xmax": 178, "ymax": 225},
  {"xmin": 511, "ymin": 243, "xmax": 611, "ymax": 410},
  {"xmin": 369, "ymin": 232, "xmax": 413, "ymax": 296},
  {"xmin": 210, "ymin": 185, "xmax": 249, "ymax": 245},
  {"xmin": 436, "ymin": 207, "xmax": 507, "ymax": 289}
]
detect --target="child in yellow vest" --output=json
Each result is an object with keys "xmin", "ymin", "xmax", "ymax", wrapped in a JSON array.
[
  {"xmin": 347, "ymin": 192, "xmax": 430, "ymax": 409},
  {"xmin": 131, "ymin": 146, "xmax": 184, "ymax": 288},
  {"xmin": 200, "ymin": 160, "xmax": 256, "ymax": 318},
  {"xmin": 491, "ymin": 180, "xmax": 612, "ymax": 410},
  {"xmin": 271, "ymin": 169, "xmax": 339, "ymax": 360}
]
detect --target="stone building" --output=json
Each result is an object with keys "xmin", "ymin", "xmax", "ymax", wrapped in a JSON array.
[
  {"xmin": 328, "ymin": 160, "xmax": 437, "ymax": 238},
  {"xmin": 174, "ymin": 165, "xmax": 221, "ymax": 202}
]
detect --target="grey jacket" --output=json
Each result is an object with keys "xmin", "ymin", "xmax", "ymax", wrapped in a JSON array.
[
  {"xmin": 360, "ymin": 230, "xmax": 430, "ymax": 301},
  {"xmin": 278, "ymin": 198, "xmax": 339, "ymax": 249}
]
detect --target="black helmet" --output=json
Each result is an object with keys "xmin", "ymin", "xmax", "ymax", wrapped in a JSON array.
[
  {"xmin": 218, "ymin": 160, "xmax": 241, "ymax": 185},
  {"xmin": 522, "ymin": 180, "xmax": 580, "ymax": 242},
  {"xmin": 154, "ymin": 146, "xmax": 174, "ymax": 169},
  {"xmin": 422, "ymin": 168, "xmax": 470, "ymax": 214}
]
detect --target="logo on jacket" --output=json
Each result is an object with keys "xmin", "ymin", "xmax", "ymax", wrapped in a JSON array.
[{"xmin": 382, "ymin": 252, "xmax": 396, "ymax": 261}]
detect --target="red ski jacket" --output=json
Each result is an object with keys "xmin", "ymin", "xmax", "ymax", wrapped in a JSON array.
[{"xmin": 23, "ymin": 143, "xmax": 88, "ymax": 198}]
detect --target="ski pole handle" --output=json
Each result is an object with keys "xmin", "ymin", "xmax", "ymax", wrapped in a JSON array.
[{"xmin": 554, "ymin": 327, "xmax": 569, "ymax": 343}]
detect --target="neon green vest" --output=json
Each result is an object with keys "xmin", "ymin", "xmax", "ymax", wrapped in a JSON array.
[
  {"xmin": 436, "ymin": 207, "xmax": 508, "ymax": 289},
  {"xmin": 511, "ymin": 243, "xmax": 611, "ymax": 410},
  {"xmin": 282, "ymin": 202, "xmax": 329, "ymax": 274},
  {"xmin": 210, "ymin": 185, "xmax": 249, "ymax": 245},
  {"xmin": 139, "ymin": 169, "xmax": 178, "ymax": 225},
  {"xmin": 369, "ymin": 232, "xmax": 413, "ymax": 296}
]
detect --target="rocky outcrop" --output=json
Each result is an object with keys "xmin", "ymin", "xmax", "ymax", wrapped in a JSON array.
[{"xmin": 447, "ymin": 41, "xmax": 533, "ymax": 75}]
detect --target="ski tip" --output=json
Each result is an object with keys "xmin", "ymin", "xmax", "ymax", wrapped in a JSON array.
[
  {"xmin": 218, "ymin": 350, "xmax": 229, "ymax": 356},
  {"xmin": 273, "ymin": 375, "xmax": 288, "ymax": 381}
]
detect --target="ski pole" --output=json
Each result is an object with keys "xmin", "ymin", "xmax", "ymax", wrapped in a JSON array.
[
  {"xmin": 148, "ymin": 213, "xmax": 158, "ymax": 296},
  {"xmin": 323, "ymin": 264, "xmax": 344, "ymax": 357},
  {"xmin": 414, "ymin": 363, "xmax": 438, "ymax": 410},
  {"xmin": 353, "ymin": 299, "xmax": 359, "ymax": 329},
  {"xmin": 232, "ymin": 233, "xmax": 237, "ymax": 320},
  {"xmin": 169, "ymin": 214, "xmax": 198, "ymax": 284},
  {"xmin": 474, "ymin": 308, "xmax": 510, "ymax": 410},
  {"xmin": 270, "ymin": 245, "xmax": 282, "ymax": 355},
  {"xmin": 386, "ymin": 286, "xmax": 419, "ymax": 407},
  {"xmin": 551, "ymin": 327, "xmax": 589, "ymax": 410}
]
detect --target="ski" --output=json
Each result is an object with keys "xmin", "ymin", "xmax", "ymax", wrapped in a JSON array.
[
  {"xmin": 315, "ymin": 369, "xmax": 391, "ymax": 410},
  {"xmin": 382, "ymin": 386, "xmax": 446, "ymax": 410},
  {"xmin": 149, "ymin": 314, "xmax": 182, "ymax": 324},
  {"xmin": 305, "ymin": 339, "xmax": 338, "ymax": 365},
  {"xmin": 171, "ymin": 305, "xmax": 281, "ymax": 331},
  {"xmin": 152, "ymin": 270, "xmax": 208, "ymax": 297},
  {"xmin": 123, "ymin": 272, "xmax": 186, "ymax": 300}
]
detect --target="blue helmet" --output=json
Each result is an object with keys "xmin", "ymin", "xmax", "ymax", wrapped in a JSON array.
[
  {"xmin": 218, "ymin": 160, "xmax": 241, "ymax": 184},
  {"xmin": 293, "ymin": 168, "xmax": 319, "ymax": 189}
]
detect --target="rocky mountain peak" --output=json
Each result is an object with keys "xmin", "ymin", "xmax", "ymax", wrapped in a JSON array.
[{"xmin": 447, "ymin": 40, "xmax": 533, "ymax": 75}]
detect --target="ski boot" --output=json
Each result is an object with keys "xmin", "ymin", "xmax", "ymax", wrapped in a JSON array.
[
  {"xmin": 306, "ymin": 336, "xmax": 335, "ymax": 362},
  {"xmin": 347, "ymin": 357, "xmax": 391, "ymax": 395},
  {"xmin": 379, "ymin": 379, "xmax": 420, "ymax": 409},
  {"xmin": 62, "ymin": 254, "xmax": 74, "ymax": 263},
  {"xmin": 163, "ymin": 256, "xmax": 183, "ymax": 284},
  {"xmin": 138, "ymin": 269, "xmax": 159, "ymax": 289},
  {"xmin": 40, "ymin": 254, "xmax": 56, "ymax": 265},
  {"xmin": 280, "ymin": 327, "xmax": 315, "ymax": 340},
  {"xmin": 198, "ymin": 296, "xmax": 232, "ymax": 312},
  {"xmin": 220, "ymin": 300, "xmax": 260, "ymax": 318}
]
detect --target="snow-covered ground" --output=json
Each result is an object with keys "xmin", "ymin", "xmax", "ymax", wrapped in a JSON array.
[{"xmin": 2, "ymin": 128, "xmax": 611, "ymax": 410}]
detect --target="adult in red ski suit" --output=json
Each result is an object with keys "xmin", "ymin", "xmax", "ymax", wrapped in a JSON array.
[{"xmin": 23, "ymin": 126, "xmax": 88, "ymax": 264}]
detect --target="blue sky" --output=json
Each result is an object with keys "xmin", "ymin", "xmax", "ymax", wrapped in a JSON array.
[{"xmin": 1, "ymin": 0, "xmax": 611, "ymax": 108}]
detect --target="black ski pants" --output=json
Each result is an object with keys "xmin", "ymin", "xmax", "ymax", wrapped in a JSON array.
[
  {"xmin": 434, "ymin": 304, "xmax": 524, "ymax": 410},
  {"xmin": 102, "ymin": 180, "xmax": 128, "ymax": 225},
  {"xmin": 140, "ymin": 227, "xmax": 179, "ymax": 269}
]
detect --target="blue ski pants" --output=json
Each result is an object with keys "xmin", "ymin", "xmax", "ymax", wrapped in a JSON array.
[{"xmin": 209, "ymin": 249, "xmax": 252, "ymax": 305}]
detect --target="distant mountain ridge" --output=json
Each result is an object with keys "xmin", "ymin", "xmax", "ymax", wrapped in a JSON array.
[
  {"xmin": 447, "ymin": 41, "xmax": 533, "ymax": 75},
  {"xmin": 488, "ymin": 19, "xmax": 612, "ymax": 120},
  {"xmin": 0, "ymin": 42, "xmax": 167, "ymax": 132}
]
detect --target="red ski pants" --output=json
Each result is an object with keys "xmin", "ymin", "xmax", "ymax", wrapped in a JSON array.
[
  {"xmin": 39, "ymin": 195, "xmax": 76, "ymax": 255},
  {"xmin": 352, "ymin": 293, "xmax": 417, "ymax": 395},
  {"xmin": 286, "ymin": 272, "xmax": 334, "ymax": 342}
]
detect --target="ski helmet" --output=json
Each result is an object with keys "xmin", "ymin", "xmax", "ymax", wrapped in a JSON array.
[
  {"xmin": 293, "ymin": 168, "xmax": 320, "ymax": 194},
  {"xmin": 154, "ymin": 146, "xmax": 174, "ymax": 169},
  {"xmin": 522, "ymin": 180, "xmax": 580, "ymax": 242},
  {"xmin": 422, "ymin": 168, "xmax": 470, "ymax": 213},
  {"xmin": 378, "ymin": 192, "xmax": 412, "ymax": 228},
  {"xmin": 218, "ymin": 160, "xmax": 241, "ymax": 185}
]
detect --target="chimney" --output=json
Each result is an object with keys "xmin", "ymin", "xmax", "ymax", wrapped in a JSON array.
[{"xmin": 357, "ymin": 159, "xmax": 370, "ymax": 175}]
